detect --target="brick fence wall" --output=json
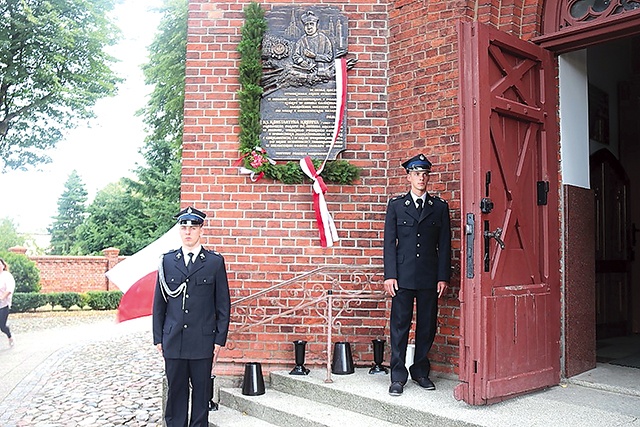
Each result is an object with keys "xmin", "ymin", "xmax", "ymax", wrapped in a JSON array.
[{"xmin": 9, "ymin": 247, "xmax": 124, "ymax": 294}]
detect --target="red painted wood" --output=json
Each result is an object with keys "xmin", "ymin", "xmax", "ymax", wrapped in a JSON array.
[{"xmin": 458, "ymin": 20, "xmax": 560, "ymax": 405}]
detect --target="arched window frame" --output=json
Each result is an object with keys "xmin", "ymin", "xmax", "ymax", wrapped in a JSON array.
[{"xmin": 535, "ymin": 0, "xmax": 640, "ymax": 52}]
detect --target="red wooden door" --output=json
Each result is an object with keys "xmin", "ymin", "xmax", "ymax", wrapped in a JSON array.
[{"xmin": 456, "ymin": 21, "xmax": 561, "ymax": 405}]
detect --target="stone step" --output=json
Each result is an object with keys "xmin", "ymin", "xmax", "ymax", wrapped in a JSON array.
[
  {"xmin": 213, "ymin": 367, "xmax": 476, "ymax": 427},
  {"xmin": 218, "ymin": 385, "xmax": 399, "ymax": 427},
  {"xmin": 208, "ymin": 405, "xmax": 279, "ymax": 427},
  {"xmin": 210, "ymin": 366, "xmax": 640, "ymax": 427},
  {"xmin": 268, "ymin": 368, "xmax": 473, "ymax": 427}
]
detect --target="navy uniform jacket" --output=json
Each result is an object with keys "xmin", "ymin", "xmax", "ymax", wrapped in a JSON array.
[
  {"xmin": 152, "ymin": 248, "xmax": 231, "ymax": 360},
  {"xmin": 383, "ymin": 192, "xmax": 451, "ymax": 290}
]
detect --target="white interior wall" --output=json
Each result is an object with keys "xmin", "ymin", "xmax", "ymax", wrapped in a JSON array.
[{"xmin": 558, "ymin": 51, "xmax": 590, "ymax": 189}]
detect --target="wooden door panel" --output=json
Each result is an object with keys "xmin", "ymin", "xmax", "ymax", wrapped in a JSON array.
[
  {"xmin": 596, "ymin": 272, "xmax": 630, "ymax": 336},
  {"xmin": 485, "ymin": 290, "xmax": 557, "ymax": 400},
  {"xmin": 457, "ymin": 20, "xmax": 560, "ymax": 405},
  {"xmin": 591, "ymin": 149, "xmax": 631, "ymax": 338},
  {"xmin": 489, "ymin": 115, "xmax": 543, "ymax": 284},
  {"xmin": 485, "ymin": 287, "xmax": 553, "ymax": 373}
]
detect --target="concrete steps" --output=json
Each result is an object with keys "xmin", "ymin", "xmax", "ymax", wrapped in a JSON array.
[
  {"xmin": 209, "ymin": 368, "xmax": 476, "ymax": 427},
  {"xmin": 219, "ymin": 387, "xmax": 398, "ymax": 427},
  {"xmin": 208, "ymin": 365, "xmax": 640, "ymax": 427},
  {"xmin": 208, "ymin": 405, "xmax": 280, "ymax": 427}
]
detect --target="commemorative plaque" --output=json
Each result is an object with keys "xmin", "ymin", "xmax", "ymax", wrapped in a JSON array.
[{"xmin": 260, "ymin": 6, "xmax": 349, "ymax": 161}]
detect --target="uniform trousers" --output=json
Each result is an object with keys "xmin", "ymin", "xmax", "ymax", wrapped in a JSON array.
[
  {"xmin": 389, "ymin": 287, "xmax": 438, "ymax": 383},
  {"xmin": 164, "ymin": 357, "xmax": 212, "ymax": 427}
]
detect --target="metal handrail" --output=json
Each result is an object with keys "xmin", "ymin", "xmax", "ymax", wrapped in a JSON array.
[{"xmin": 229, "ymin": 264, "xmax": 386, "ymax": 382}]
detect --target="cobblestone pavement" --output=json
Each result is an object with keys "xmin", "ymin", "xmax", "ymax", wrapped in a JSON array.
[
  {"xmin": 0, "ymin": 311, "xmax": 165, "ymax": 427},
  {"xmin": 8, "ymin": 310, "xmax": 121, "ymax": 333}
]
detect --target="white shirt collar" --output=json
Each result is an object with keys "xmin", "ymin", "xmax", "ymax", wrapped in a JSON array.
[
  {"xmin": 182, "ymin": 245, "xmax": 202, "ymax": 264},
  {"xmin": 410, "ymin": 192, "xmax": 426, "ymax": 206}
]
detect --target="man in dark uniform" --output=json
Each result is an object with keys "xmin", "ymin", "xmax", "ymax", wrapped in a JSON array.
[
  {"xmin": 153, "ymin": 206, "xmax": 231, "ymax": 426},
  {"xmin": 383, "ymin": 154, "xmax": 451, "ymax": 396}
]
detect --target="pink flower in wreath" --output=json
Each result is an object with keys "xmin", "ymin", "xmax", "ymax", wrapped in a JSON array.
[{"xmin": 250, "ymin": 151, "xmax": 265, "ymax": 168}]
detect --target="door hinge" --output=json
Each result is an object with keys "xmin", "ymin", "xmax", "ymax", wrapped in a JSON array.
[{"xmin": 537, "ymin": 180, "xmax": 549, "ymax": 206}]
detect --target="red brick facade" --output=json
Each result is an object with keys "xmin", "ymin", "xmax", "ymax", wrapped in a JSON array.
[
  {"xmin": 386, "ymin": 0, "xmax": 466, "ymax": 374},
  {"xmin": 184, "ymin": 0, "xmax": 549, "ymax": 376}
]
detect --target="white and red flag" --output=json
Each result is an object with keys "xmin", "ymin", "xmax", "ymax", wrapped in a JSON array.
[{"xmin": 105, "ymin": 225, "xmax": 182, "ymax": 322}]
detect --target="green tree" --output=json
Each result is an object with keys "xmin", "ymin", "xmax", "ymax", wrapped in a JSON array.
[
  {"xmin": 49, "ymin": 170, "xmax": 88, "ymax": 254},
  {"xmin": 128, "ymin": 0, "xmax": 187, "ymax": 235},
  {"xmin": 140, "ymin": 0, "xmax": 187, "ymax": 147},
  {"xmin": 0, "ymin": 251, "xmax": 40, "ymax": 293},
  {"xmin": 72, "ymin": 181, "xmax": 148, "ymax": 255},
  {"xmin": 0, "ymin": 218, "xmax": 25, "ymax": 251},
  {"xmin": 0, "ymin": 0, "xmax": 121, "ymax": 171},
  {"xmin": 68, "ymin": 0, "xmax": 186, "ymax": 255},
  {"xmin": 125, "ymin": 136, "xmax": 182, "ymax": 240}
]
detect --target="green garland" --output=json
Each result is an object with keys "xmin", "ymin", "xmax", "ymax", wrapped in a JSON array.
[{"xmin": 237, "ymin": 2, "xmax": 359, "ymax": 185}]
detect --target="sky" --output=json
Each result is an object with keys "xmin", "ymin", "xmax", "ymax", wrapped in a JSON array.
[{"xmin": 0, "ymin": 0, "xmax": 164, "ymax": 237}]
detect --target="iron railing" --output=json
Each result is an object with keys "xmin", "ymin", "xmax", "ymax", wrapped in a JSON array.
[{"xmin": 229, "ymin": 265, "xmax": 386, "ymax": 382}]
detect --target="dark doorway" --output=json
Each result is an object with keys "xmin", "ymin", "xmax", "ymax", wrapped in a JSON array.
[
  {"xmin": 597, "ymin": 334, "xmax": 640, "ymax": 369},
  {"xmin": 588, "ymin": 35, "xmax": 640, "ymax": 367}
]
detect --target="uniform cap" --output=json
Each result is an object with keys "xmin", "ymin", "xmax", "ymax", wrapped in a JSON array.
[
  {"xmin": 401, "ymin": 154, "xmax": 432, "ymax": 173},
  {"xmin": 175, "ymin": 206, "xmax": 206, "ymax": 225},
  {"xmin": 301, "ymin": 11, "xmax": 319, "ymax": 24}
]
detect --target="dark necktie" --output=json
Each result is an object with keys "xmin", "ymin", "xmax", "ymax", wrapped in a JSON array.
[
  {"xmin": 416, "ymin": 198, "xmax": 423, "ymax": 214},
  {"xmin": 187, "ymin": 252, "xmax": 194, "ymax": 271}
]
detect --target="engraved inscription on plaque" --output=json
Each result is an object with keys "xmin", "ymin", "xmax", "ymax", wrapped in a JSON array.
[{"xmin": 260, "ymin": 6, "xmax": 348, "ymax": 161}]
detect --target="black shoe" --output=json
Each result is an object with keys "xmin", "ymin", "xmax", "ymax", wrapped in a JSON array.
[
  {"xmin": 413, "ymin": 377, "xmax": 436, "ymax": 390},
  {"xmin": 388, "ymin": 381, "xmax": 404, "ymax": 396}
]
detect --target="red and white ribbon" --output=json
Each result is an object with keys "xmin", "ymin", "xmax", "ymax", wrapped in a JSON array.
[
  {"xmin": 318, "ymin": 57, "xmax": 348, "ymax": 174},
  {"xmin": 300, "ymin": 57, "xmax": 348, "ymax": 247},
  {"xmin": 237, "ymin": 165, "xmax": 265, "ymax": 182},
  {"xmin": 300, "ymin": 156, "xmax": 339, "ymax": 247}
]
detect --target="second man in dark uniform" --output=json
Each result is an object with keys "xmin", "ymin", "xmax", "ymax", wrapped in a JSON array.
[{"xmin": 383, "ymin": 154, "xmax": 451, "ymax": 396}]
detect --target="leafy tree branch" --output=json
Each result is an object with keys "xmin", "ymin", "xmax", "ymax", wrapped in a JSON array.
[{"xmin": 0, "ymin": 0, "xmax": 121, "ymax": 171}]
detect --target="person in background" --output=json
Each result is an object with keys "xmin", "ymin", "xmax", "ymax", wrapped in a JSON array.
[
  {"xmin": 0, "ymin": 258, "xmax": 16, "ymax": 348},
  {"xmin": 153, "ymin": 206, "xmax": 231, "ymax": 427},
  {"xmin": 383, "ymin": 153, "xmax": 451, "ymax": 396}
]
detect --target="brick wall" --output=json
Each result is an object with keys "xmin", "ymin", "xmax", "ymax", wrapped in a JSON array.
[
  {"xmin": 386, "ymin": 0, "xmax": 466, "ymax": 374},
  {"xmin": 185, "ymin": 0, "xmax": 396, "ymax": 376},
  {"xmin": 9, "ymin": 247, "xmax": 124, "ymax": 294},
  {"xmin": 184, "ymin": 0, "xmax": 545, "ymax": 376}
]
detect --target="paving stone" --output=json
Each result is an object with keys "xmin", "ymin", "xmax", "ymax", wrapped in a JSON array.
[{"xmin": 0, "ymin": 312, "xmax": 165, "ymax": 426}]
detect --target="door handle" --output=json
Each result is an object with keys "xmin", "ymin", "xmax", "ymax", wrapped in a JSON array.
[
  {"xmin": 466, "ymin": 213, "xmax": 475, "ymax": 278},
  {"xmin": 484, "ymin": 227, "xmax": 505, "ymax": 249}
]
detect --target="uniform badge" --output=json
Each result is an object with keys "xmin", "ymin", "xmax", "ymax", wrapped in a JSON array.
[
  {"xmin": 405, "ymin": 200, "xmax": 411, "ymax": 206},
  {"xmin": 428, "ymin": 199, "xmax": 433, "ymax": 206}
]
